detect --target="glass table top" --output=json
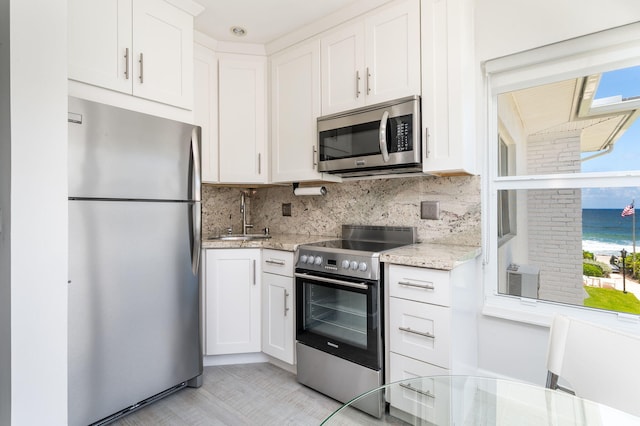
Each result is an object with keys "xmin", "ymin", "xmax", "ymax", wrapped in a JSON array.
[{"xmin": 321, "ymin": 376, "xmax": 640, "ymax": 425}]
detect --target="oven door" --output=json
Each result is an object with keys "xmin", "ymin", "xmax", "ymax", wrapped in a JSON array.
[{"xmin": 295, "ymin": 270, "xmax": 382, "ymax": 370}]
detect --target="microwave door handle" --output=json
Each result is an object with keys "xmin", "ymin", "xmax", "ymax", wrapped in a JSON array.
[{"xmin": 379, "ymin": 110, "xmax": 390, "ymax": 162}]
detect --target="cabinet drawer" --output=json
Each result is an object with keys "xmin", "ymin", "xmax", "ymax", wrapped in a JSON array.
[
  {"xmin": 388, "ymin": 264, "xmax": 450, "ymax": 307},
  {"xmin": 262, "ymin": 249, "xmax": 294, "ymax": 277},
  {"xmin": 389, "ymin": 297, "xmax": 451, "ymax": 368},
  {"xmin": 388, "ymin": 352, "xmax": 450, "ymax": 425}
]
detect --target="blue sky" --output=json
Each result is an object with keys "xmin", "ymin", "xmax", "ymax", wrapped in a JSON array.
[{"xmin": 581, "ymin": 65, "xmax": 640, "ymax": 209}]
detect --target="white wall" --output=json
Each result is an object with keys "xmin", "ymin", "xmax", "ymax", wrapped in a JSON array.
[
  {"xmin": 475, "ymin": 0, "xmax": 640, "ymax": 384},
  {"xmin": 475, "ymin": 0, "xmax": 640, "ymax": 61},
  {"xmin": 3, "ymin": 0, "xmax": 68, "ymax": 424}
]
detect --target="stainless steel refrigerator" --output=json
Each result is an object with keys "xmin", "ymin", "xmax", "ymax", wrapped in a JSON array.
[{"xmin": 67, "ymin": 97, "xmax": 202, "ymax": 425}]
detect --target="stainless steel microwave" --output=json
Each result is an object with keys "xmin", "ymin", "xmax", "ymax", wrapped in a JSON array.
[{"xmin": 317, "ymin": 96, "xmax": 421, "ymax": 177}]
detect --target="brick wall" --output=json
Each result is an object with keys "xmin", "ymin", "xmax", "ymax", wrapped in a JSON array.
[{"xmin": 526, "ymin": 132, "xmax": 584, "ymax": 304}]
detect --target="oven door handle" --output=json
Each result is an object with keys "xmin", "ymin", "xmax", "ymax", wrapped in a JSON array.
[{"xmin": 294, "ymin": 272, "xmax": 369, "ymax": 290}]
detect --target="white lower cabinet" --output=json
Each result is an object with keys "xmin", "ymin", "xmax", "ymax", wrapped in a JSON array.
[
  {"xmin": 386, "ymin": 260, "xmax": 478, "ymax": 421},
  {"xmin": 389, "ymin": 297, "xmax": 451, "ymax": 368},
  {"xmin": 388, "ymin": 352, "xmax": 450, "ymax": 425},
  {"xmin": 261, "ymin": 250, "xmax": 295, "ymax": 364},
  {"xmin": 204, "ymin": 249, "xmax": 261, "ymax": 355}
]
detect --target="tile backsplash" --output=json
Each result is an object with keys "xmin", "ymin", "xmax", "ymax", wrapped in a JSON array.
[{"xmin": 202, "ymin": 175, "xmax": 481, "ymax": 246}]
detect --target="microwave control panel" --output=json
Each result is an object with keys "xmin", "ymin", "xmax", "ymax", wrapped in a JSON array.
[{"xmin": 392, "ymin": 116, "xmax": 412, "ymax": 152}]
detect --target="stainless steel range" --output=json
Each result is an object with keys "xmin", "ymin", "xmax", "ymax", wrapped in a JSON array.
[{"xmin": 295, "ymin": 225, "xmax": 417, "ymax": 418}]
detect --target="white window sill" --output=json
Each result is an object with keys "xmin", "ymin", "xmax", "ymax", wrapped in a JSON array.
[{"xmin": 482, "ymin": 294, "xmax": 640, "ymax": 334}]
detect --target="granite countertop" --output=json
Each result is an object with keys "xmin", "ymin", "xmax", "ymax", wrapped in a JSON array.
[
  {"xmin": 202, "ymin": 234, "xmax": 481, "ymax": 271},
  {"xmin": 201, "ymin": 233, "xmax": 334, "ymax": 252},
  {"xmin": 379, "ymin": 243, "xmax": 481, "ymax": 270}
]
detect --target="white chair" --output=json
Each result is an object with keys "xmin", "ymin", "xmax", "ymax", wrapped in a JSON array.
[{"xmin": 546, "ymin": 315, "xmax": 640, "ymax": 417}]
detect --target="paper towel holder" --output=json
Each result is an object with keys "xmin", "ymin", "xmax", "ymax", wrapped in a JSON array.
[{"xmin": 292, "ymin": 182, "xmax": 327, "ymax": 196}]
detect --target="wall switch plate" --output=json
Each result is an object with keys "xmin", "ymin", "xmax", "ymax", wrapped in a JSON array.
[
  {"xmin": 421, "ymin": 201, "xmax": 440, "ymax": 220},
  {"xmin": 282, "ymin": 203, "xmax": 292, "ymax": 217}
]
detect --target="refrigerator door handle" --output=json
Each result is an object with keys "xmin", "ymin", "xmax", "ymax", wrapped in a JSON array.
[
  {"xmin": 191, "ymin": 127, "xmax": 202, "ymax": 202},
  {"xmin": 192, "ymin": 201, "xmax": 201, "ymax": 274},
  {"xmin": 190, "ymin": 127, "xmax": 202, "ymax": 274}
]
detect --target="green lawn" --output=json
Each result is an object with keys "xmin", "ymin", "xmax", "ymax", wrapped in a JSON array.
[{"xmin": 584, "ymin": 286, "xmax": 640, "ymax": 314}]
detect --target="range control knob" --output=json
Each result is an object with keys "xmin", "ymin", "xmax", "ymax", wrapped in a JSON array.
[
  {"xmin": 350, "ymin": 261, "xmax": 358, "ymax": 270},
  {"xmin": 358, "ymin": 262, "xmax": 368, "ymax": 272},
  {"xmin": 314, "ymin": 256, "xmax": 323, "ymax": 265},
  {"xmin": 341, "ymin": 260, "xmax": 350, "ymax": 269},
  {"xmin": 300, "ymin": 255, "xmax": 308, "ymax": 264},
  {"xmin": 307, "ymin": 255, "xmax": 315, "ymax": 264}
]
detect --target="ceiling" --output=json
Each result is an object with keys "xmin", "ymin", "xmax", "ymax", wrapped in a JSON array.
[
  {"xmin": 194, "ymin": 0, "xmax": 361, "ymax": 44},
  {"xmin": 506, "ymin": 77, "xmax": 638, "ymax": 153}
]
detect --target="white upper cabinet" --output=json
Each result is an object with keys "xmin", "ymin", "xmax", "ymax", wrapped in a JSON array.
[
  {"xmin": 131, "ymin": 0, "xmax": 193, "ymax": 108},
  {"xmin": 218, "ymin": 54, "xmax": 268, "ymax": 184},
  {"xmin": 68, "ymin": 0, "xmax": 194, "ymax": 110},
  {"xmin": 194, "ymin": 43, "xmax": 219, "ymax": 183},
  {"xmin": 364, "ymin": 0, "xmax": 421, "ymax": 105},
  {"xmin": 420, "ymin": 0, "xmax": 477, "ymax": 175},
  {"xmin": 270, "ymin": 41, "xmax": 341, "ymax": 183},
  {"xmin": 321, "ymin": 23, "xmax": 366, "ymax": 114},
  {"xmin": 321, "ymin": 0, "xmax": 421, "ymax": 115},
  {"xmin": 68, "ymin": 0, "xmax": 132, "ymax": 94}
]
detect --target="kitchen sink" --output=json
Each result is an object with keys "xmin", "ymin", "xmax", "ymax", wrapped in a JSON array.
[{"xmin": 209, "ymin": 233, "xmax": 272, "ymax": 241}]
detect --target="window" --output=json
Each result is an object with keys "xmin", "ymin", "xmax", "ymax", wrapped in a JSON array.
[{"xmin": 484, "ymin": 23, "xmax": 640, "ymax": 323}]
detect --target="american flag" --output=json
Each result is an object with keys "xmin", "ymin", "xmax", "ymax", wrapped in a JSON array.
[{"xmin": 622, "ymin": 203, "xmax": 635, "ymax": 217}]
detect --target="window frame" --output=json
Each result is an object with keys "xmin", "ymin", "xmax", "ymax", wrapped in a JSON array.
[
  {"xmin": 482, "ymin": 22, "xmax": 640, "ymax": 331},
  {"xmin": 497, "ymin": 134, "xmax": 516, "ymax": 246}
]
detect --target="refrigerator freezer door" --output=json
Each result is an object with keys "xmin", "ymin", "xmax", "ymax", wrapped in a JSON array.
[
  {"xmin": 68, "ymin": 200, "xmax": 202, "ymax": 426},
  {"xmin": 68, "ymin": 96, "xmax": 196, "ymax": 201}
]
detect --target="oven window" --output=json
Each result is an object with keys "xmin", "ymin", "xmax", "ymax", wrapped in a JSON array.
[{"xmin": 303, "ymin": 283, "xmax": 368, "ymax": 349}]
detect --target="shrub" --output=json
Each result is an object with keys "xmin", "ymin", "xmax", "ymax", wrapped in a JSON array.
[
  {"xmin": 583, "ymin": 259, "xmax": 612, "ymax": 277},
  {"xmin": 583, "ymin": 250, "xmax": 595, "ymax": 260},
  {"xmin": 583, "ymin": 263, "xmax": 603, "ymax": 277}
]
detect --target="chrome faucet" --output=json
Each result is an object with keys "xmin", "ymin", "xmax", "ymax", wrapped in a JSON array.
[{"xmin": 240, "ymin": 190, "xmax": 254, "ymax": 235}]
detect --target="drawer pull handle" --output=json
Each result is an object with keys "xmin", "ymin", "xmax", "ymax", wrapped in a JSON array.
[
  {"xmin": 399, "ymin": 382, "xmax": 435, "ymax": 399},
  {"xmin": 398, "ymin": 280, "xmax": 435, "ymax": 290},
  {"xmin": 265, "ymin": 259, "xmax": 286, "ymax": 266},
  {"xmin": 399, "ymin": 326, "xmax": 435, "ymax": 339}
]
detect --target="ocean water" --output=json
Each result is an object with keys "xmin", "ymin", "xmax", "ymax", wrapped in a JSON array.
[{"xmin": 582, "ymin": 208, "xmax": 639, "ymax": 255}]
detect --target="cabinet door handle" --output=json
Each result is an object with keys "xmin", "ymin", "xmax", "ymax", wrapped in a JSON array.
[
  {"xmin": 312, "ymin": 146, "xmax": 318, "ymax": 167},
  {"xmin": 284, "ymin": 290, "xmax": 290, "ymax": 316},
  {"xmin": 253, "ymin": 259, "xmax": 256, "ymax": 285},
  {"xmin": 398, "ymin": 280, "xmax": 435, "ymax": 290},
  {"xmin": 399, "ymin": 383, "xmax": 435, "ymax": 399},
  {"xmin": 366, "ymin": 67, "xmax": 371, "ymax": 95},
  {"xmin": 124, "ymin": 48, "xmax": 129, "ymax": 79},
  {"xmin": 139, "ymin": 53, "xmax": 144, "ymax": 83},
  {"xmin": 355, "ymin": 70, "xmax": 361, "ymax": 98},
  {"xmin": 258, "ymin": 153, "xmax": 261, "ymax": 175},
  {"xmin": 265, "ymin": 259, "xmax": 286, "ymax": 266},
  {"xmin": 398, "ymin": 326, "xmax": 435, "ymax": 339}
]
